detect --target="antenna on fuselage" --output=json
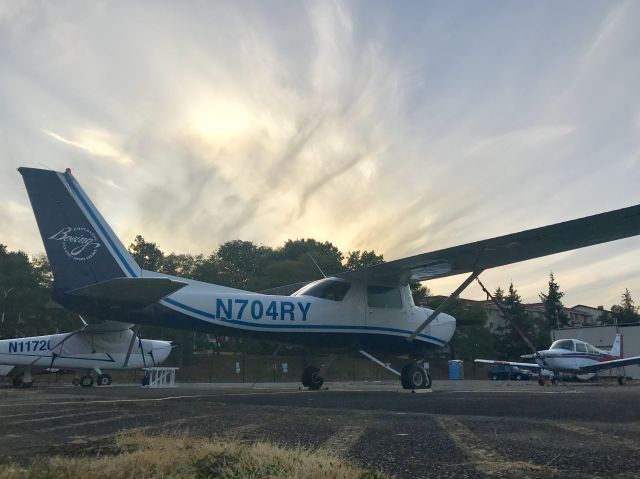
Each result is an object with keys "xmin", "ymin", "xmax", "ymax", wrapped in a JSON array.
[{"xmin": 307, "ymin": 253, "xmax": 326, "ymax": 278}]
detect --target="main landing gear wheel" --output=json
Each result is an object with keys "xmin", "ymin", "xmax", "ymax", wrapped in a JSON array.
[
  {"xmin": 80, "ymin": 375, "xmax": 94, "ymax": 388},
  {"xmin": 401, "ymin": 364, "xmax": 431, "ymax": 389},
  {"xmin": 96, "ymin": 373, "xmax": 112, "ymax": 386},
  {"xmin": 618, "ymin": 376, "xmax": 626, "ymax": 386},
  {"xmin": 537, "ymin": 379, "xmax": 545, "ymax": 386},
  {"xmin": 301, "ymin": 366, "xmax": 324, "ymax": 390},
  {"xmin": 12, "ymin": 376, "xmax": 23, "ymax": 388},
  {"xmin": 72, "ymin": 378, "xmax": 81, "ymax": 387}
]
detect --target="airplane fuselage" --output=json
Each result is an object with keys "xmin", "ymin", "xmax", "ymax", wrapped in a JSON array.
[
  {"xmin": 62, "ymin": 275, "xmax": 457, "ymax": 355},
  {"xmin": 0, "ymin": 331, "xmax": 171, "ymax": 371},
  {"xmin": 535, "ymin": 348, "xmax": 618, "ymax": 374}
]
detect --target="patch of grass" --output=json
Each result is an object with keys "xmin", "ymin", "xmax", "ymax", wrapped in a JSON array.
[{"xmin": 0, "ymin": 432, "xmax": 387, "ymax": 479}]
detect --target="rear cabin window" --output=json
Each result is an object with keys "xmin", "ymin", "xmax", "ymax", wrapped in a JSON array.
[
  {"xmin": 575, "ymin": 343, "xmax": 587, "ymax": 353},
  {"xmin": 301, "ymin": 280, "xmax": 351, "ymax": 301},
  {"xmin": 550, "ymin": 339, "xmax": 574, "ymax": 351},
  {"xmin": 587, "ymin": 344, "xmax": 600, "ymax": 354},
  {"xmin": 367, "ymin": 286, "xmax": 402, "ymax": 309}
]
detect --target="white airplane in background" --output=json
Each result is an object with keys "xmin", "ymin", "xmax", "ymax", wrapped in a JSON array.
[
  {"xmin": 0, "ymin": 321, "xmax": 172, "ymax": 387},
  {"xmin": 476, "ymin": 334, "xmax": 640, "ymax": 386},
  {"xmin": 17, "ymin": 167, "xmax": 640, "ymax": 390}
]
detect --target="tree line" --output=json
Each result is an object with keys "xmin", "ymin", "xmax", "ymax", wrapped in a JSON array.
[{"xmin": 1, "ymin": 239, "xmax": 638, "ymax": 364}]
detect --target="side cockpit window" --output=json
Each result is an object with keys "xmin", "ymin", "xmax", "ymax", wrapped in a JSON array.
[
  {"xmin": 298, "ymin": 279, "xmax": 351, "ymax": 301},
  {"xmin": 550, "ymin": 339, "xmax": 574, "ymax": 351},
  {"xmin": 575, "ymin": 342, "xmax": 587, "ymax": 353},
  {"xmin": 367, "ymin": 285, "xmax": 403, "ymax": 309}
]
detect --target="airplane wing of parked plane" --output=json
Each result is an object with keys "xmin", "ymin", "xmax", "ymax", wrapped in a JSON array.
[
  {"xmin": 474, "ymin": 359, "xmax": 542, "ymax": 370},
  {"xmin": 334, "ymin": 203, "xmax": 640, "ymax": 285},
  {"xmin": 578, "ymin": 355, "xmax": 640, "ymax": 373}
]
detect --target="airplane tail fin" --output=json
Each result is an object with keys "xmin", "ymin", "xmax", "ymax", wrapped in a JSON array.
[
  {"xmin": 610, "ymin": 333, "xmax": 622, "ymax": 358},
  {"xmin": 18, "ymin": 168, "xmax": 141, "ymax": 297}
]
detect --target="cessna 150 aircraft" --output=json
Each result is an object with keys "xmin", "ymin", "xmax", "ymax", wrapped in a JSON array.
[
  {"xmin": 17, "ymin": 167, "xmax": 640, "ymax": 390},
  {"xmin": 476, "ymin": 333, "xmax": 640, "ymax": 386},
  {"xmin": 0, "ymin": 321, "xmax": 172, "ymax": 387}
]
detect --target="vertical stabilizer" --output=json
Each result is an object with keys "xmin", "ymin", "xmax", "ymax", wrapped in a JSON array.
[
  {"xmin": 18, "ymin": 168, "xmax": 141, "ymax": 296},
  {"xmin": 610, "ymin": 333, "xmax": 622, "ymax": 358}
]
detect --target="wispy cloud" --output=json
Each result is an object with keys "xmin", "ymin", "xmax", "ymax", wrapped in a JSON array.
[
  {"xmin": 0, "ymin": 1, "xmax": 639, "ymax": 308},
  {"xmin": 43, "ymin": 129, "xmax": 133, "ymax": 165}
]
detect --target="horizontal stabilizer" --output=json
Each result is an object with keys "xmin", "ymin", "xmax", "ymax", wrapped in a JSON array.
[
  {"xmin": 67, "ymin": 277, "xmax": 187, "ymax": 306},
  {"xmin": 578, "ymin": 355, "xmax": 640, "ymax": 373}
]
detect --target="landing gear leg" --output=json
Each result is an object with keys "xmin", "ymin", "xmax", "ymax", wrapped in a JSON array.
[{"xmin": 301, "ymin": 366, "xmax": 324, "ymax": 390}]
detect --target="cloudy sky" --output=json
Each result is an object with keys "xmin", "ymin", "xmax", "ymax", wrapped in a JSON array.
[{"xmin": 1, "ymin": 1, "xmax": 639, "ymax": 308}]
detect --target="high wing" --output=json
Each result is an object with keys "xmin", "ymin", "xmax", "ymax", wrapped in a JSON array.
[
  {"xmin": 333, "ymin": 204, "xmax": 640, "ymax": 285},
  {"xmin": 578, "ymin": 355, "xmax": 640, "ymax": 373},
  {"xmin": 474, "ymin": 359, "xmax": 542, "ymax": 370}
]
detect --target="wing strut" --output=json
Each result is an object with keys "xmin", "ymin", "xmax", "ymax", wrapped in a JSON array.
[
  {"xmin": 408, "ymin": 269, "xmax": 483, "ymax": 341},
  {"xmin": 359, "ymin": 350, "xmax": 400, "ymax": 376},
  {"xmin": 122, "ymin": 326, "xmax": 138, "ymax": 368}
]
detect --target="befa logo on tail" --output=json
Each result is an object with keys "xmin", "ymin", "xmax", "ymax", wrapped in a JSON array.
[{"xmin": 48, "ymin": 226, "xmax": 101, "ymax": 261}]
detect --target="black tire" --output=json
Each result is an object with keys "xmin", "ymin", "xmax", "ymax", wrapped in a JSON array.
[
  {"xmin": 537, "ymin": 379, "xmax": 545, "ymax": 386},
  {"xmin": 80, "ymin": 375, "xmax": 94, "ymax": 388},
  {"xmin": 72, "ymin": 378, "xmax": 80, "ymax": 387},
  {"xmin": 141, "ymin": 376, "xmax": 150, "ymax": 386},
  {"xmin": 96, "ymin": 373, "xmax": 112, "ymax": 386},
  {"xmin": 618, "ymin": 376, "xmax": 626, "ymax": 386},
  {"xmin": 12, "ymin": 376, "xmax": 23, "ymax": 388},
  {"xmin": 515, "ymin": 374, "xmax": 522, "ymax": 381},
  {"xmin": 402, "ymin": 364, "xmax": 428, "ymax": 389},
  {"xmin": 301, "ymin": 366, "xmax": 323, "ymax": 390},
  {"xmin": 400, "ymin": 364, "xmax": 412, "ymax": 388}
]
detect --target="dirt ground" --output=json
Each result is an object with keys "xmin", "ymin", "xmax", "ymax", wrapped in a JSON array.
[{"xmin": 0, "ymin": 379, "xmax": 639, "ymax": 478}]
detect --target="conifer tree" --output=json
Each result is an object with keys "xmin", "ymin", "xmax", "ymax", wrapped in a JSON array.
[{"xmin": 539, "ymin": 272, "xmax": 569, "ymax": 330}]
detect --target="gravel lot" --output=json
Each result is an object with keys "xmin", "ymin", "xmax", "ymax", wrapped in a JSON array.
[{"xmin": 0, "ymin": 379, "xmax": 639, "ymax": 478}]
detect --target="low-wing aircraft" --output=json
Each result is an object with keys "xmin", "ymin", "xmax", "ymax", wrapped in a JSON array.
[
  {"xmin": 475, "ymin": 333, "xmax": 640, "ymax": 386},
  {"xmin": 17, "ymin": 167, "xmax": 640, "ymax": 390},
  {"xmin": 0, "ymin": 320, "xmax": 172, "ymax": 387}
]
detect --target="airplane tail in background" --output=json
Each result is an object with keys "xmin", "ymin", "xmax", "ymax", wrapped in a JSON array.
[
  {"xmin": 18, "ymin": 168, "xmax": 141, "ymax": 296},
  {"xmin": 610, "ymin": 333, "xmax": 622, "ymax": 358}
]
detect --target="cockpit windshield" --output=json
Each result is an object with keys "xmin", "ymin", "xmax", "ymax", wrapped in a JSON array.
[
  {"xmin": 549, "ymin": 339, "xmax": 574, "ymax": 351},
  {"xmin": 293, "ymin": 279, "xmax": 351, "ymax": 301}
]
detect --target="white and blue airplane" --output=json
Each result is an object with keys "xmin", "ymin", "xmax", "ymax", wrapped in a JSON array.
[
  {"xmin": 0, "ymin": 321, "xmax": 172, "ymax": 388},
  {"xmin": 17, "ymin": 167, "xmax": 640, "ymax": 390},
  {"xmin": 476, "ymin": 333, "xmax": 640, "ymax": 386}
]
